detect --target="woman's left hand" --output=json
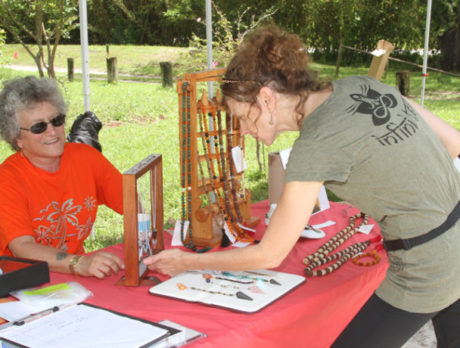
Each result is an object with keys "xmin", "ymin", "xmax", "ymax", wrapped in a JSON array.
[{"xmin": 143, "ymin": 249, "xmax": 188, "ymax": 276}]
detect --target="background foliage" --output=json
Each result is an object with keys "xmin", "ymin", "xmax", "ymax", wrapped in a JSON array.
[{"xmin": 2, "ymin": 0, "xmax": 460, "ymax": 70}]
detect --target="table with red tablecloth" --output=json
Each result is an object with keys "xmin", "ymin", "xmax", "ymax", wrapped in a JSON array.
[{"xmin": 49, "ymin": 201, "xmax": 388, "ymax": 348}]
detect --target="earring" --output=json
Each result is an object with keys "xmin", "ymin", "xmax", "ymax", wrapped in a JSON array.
[
  {"xmin": 264, "ymin": 100, "xmax": 274, "ymax": 126},
  {"xmin": 269, "ymin": 111, "xmax": 274, "ymax": 126}
]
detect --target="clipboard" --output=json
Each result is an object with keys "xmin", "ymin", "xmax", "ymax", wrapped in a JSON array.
[{"xmin": 0, "ymin": 303, "xmax": 179, "ymax": 348}]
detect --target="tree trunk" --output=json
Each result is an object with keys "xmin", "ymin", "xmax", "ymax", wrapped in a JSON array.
[
  {"xmin": 67, "ymin": 58, "xmax": 74, "ymax": 82},
  {"xmin": 454, "ymin": 4, "xmax": 460, "ymax": 70}
]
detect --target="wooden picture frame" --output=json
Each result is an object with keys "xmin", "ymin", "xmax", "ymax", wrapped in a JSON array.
[{"xmin": 118, "ymin": 154, "xmax": 163, "ymax": 286}]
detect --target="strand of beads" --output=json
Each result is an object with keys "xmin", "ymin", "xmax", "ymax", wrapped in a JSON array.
[
  {"xmin": 179, "ymin": 83, "xmax": 194, "ymax": 250},
  {"xmin": 304, "ymin": 240, "xmax": 370, "ymax": 277},
  {"xmin": 179, "ymin": 83, "xmax": 209, "ymax": 253},
  {"xmin": 215, "ymin": 107, "xmax": 252, "ymax": 242},
  {"xmin": 303, "ymin": 213, "xmax": 370, "ymax": 277},
  {"xmin": 351, "ymin": 249, "xmax": 381, "ymax": 267},
  {"xmin": 224, "ymin": 105, "xmax": 244, "ymax": 222},
  {"xmin": 303, "ymin": 213, "xmax": 368, "ymax": 264},
  {"xmin": 176, "ymin": 283, "xmax": 253, "ymax": 301},
  {"xmin": 198, "ymin": 101, "xmax": 252, "ymax": 242}
]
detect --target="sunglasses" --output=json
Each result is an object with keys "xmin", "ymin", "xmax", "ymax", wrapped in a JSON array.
[{"xmin": 20, "ymin": 114, "xmax": 66, "ymax": 134}]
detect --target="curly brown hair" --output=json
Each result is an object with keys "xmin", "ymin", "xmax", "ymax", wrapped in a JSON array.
[{"xmin": 221, "ymin": 24, "xmax": 327, "ymax": 125}]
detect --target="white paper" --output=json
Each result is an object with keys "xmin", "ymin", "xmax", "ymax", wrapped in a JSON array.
[
  {"xmin": 172, "ymin": 221, "xmax": 189, "ymax": 246},
  {"xmin": 278, "ymin": 148, "xmax": 292, "ymax": 170},
  {"xmin": 277, "ymin": 148, "xmax": 330, "ymax": 215},
  {"xmin": 237, "ymin": 222, "xmax": 256, "ymax": 233},
  {"xmin": 317, "ymin": 185, "xmax": 330, "ymax": 211},
  {"xmin": 300, "ymin": 221, "xmax": 335, "ymax": 239},
  {"xmin": 223, "ymin": 222, "xmax": 236, "ymax": 244},
  {"xmin": 1, "ymin": 304, "xmax": 169, "ymax": 348},
  {"xmin": 371, "ymin": 48, "xmax": 386, "ymax": 57},
  {"xmin": 232, "ymin": 146, "xmax": 247, "ymax": 173},
  {"xmin": 358, "ymin": 224, "xmax": 374, "ymax": 235},
  {"xmin": 301, "ymin": 228, "xmax": 325, "ymax": 239},
  {"xmin": 454, "ymin": 157, "xmax": 460, "ymax": 173},
  {"xmin": 0, "ymin": 301, "xmax": 38, "ymax": 322},
  {"xmin": 312, "ymin": 221, "xmax": 336, "ymax": 229},
  {"xmin": 232, "ymin": 241, "xmax": 251, "ymax": 248}
]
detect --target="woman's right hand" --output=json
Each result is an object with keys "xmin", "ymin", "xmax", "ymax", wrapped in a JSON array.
[{"xmin": 75, "ymin": 251, "xmax": 124, "ymax": 279}]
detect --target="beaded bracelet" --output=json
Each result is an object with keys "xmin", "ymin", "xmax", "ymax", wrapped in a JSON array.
[{"xmin": 351, "ymin": 250, "xmax": 381, "ymax": 267}]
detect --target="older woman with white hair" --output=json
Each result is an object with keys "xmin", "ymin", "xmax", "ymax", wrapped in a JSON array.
[{"xmin": 0, "ymin": 76, "xmax": 124, "ymax": 279}]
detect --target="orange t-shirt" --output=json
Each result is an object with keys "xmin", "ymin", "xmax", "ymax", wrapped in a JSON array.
[{"xmin": 0, "ymin": 143, "xmax": 123, "ymax": 256}]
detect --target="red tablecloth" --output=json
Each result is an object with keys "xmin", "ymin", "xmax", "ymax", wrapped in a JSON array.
[{"xmin": 49, "ymin": 201, "xmax": 388, "ymax": 348}]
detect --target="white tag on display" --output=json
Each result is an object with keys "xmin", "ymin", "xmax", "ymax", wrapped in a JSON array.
[
  {"xmin": 232, "ymin": 146, "xmax": 247, "ymax": 173},
  {"xmin": 172, "ymin": 220, "xmax": 189, "ymax": 246},
  {"xmin": 358, "ymin": 224, "xmax": 374, "ymax": 235}
]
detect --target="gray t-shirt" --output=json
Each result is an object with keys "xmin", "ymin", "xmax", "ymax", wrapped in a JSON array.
[{"xmin": 285, "ymin": 75, "xmax": 460, "ymax": 313}]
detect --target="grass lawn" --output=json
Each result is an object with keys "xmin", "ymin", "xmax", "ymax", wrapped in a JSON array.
[{"xmin": 1, "ymin": 44, "xmax": 459, "ymax": 251}]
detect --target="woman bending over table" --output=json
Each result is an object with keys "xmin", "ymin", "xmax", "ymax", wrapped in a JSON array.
[
  {"xmin": 0, "ymin": 76, "xmax": 124, "ymax": 279},
  {"xmin": 144, "ymin": 25, "xmax": 460, "ymax": 347}
]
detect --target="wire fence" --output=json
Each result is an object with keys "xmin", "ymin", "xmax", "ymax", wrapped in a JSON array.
[{"xmin": 340, "ymin": 44, "xmax": 460, "ymax": 78}]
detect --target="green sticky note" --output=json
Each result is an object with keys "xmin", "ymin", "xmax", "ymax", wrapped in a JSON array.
[{"xmin": 24, "ymin": 283, "xmax": 70, "ymax": 296}]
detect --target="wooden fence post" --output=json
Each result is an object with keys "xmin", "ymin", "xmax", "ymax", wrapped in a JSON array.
[
  {"xmin": 396, "ymin": 71, "xmax": 410, "ymax": 96},
  {"xmin": 368, "ymin": 40, "xmax": 394, "ymax": 81},
  {"xmin": 67, "ymin": 58, "xmax": 74, "ymax": 82},
  {"xmin": 160, "ymin": 62, "xmax": 173, "ymax": 87},
  {"xmin": 335, "ymin": 42, "xmax": 343, "ymax": 78},
  {"xmin": 107, "ymin": 57, "xmax": 118, "ymax": 84}
]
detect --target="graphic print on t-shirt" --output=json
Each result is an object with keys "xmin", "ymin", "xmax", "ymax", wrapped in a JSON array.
[
  {"xmin": 32, "ymin": 197, "xmax": 95, "ymax": 250},
  {"xmin": 346, "ymin": 83, "xmax": 419, "ymax": 146}
]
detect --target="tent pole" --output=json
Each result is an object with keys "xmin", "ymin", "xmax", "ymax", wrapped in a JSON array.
[
  {"xmin": 421, "ymin": 0, "xmax": 432, "ymax": 107},
  {"xmin": 79, "ymin": 0, "xmax": 90, "ymax": 112}
]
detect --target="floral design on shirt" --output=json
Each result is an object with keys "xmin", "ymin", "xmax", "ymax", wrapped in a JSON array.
[
  {"xmin": 33, "ymin": 197, "xmax": 96, "ymax": 248},
  {"xmin": 84, "ymin": 196, "xmax": 96, "ymax": 211}
]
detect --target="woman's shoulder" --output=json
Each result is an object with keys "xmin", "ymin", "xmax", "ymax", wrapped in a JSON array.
[
  {"xmin": 64, "ymin": 142, "xmax": 102, "ymax": 158},
  {"xmin": 335, "ymin": 75, "xmax": 377, "ymax": 86},
  {"xmin": 0, "ymin": 152, "xmax": 22, "ymax": 174}
]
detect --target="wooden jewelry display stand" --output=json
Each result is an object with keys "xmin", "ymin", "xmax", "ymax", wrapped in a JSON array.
[
  {"xmin": 177, "ymin": 69, "xmax": 260, "ymax": 248},
  {"xmin": 119, "ymin": 154, "xmax": 164, "ymax": 286}
]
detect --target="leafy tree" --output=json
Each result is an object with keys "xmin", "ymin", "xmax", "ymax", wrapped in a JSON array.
[
  {"xmin": 432, "ymin": 0, "xmax": 460, "ymax": 70},
  {"xmin": 0, "ymin": 0, "xmax": 78, "ymax": 78}
]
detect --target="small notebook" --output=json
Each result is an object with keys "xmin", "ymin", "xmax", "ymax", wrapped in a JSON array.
[{"xmin": 149, "ymin": 270, "xmax": 305, "ymax": 313}]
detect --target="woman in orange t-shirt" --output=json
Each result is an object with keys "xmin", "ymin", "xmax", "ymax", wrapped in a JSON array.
[{"xmin": 0, "ymin": 76, "xmax": 124, "ymax": 279}]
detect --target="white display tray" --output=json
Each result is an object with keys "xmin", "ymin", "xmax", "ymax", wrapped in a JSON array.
[{"xmin": 149, "ymin": 270, "xmax": 305, "ymax": 313}]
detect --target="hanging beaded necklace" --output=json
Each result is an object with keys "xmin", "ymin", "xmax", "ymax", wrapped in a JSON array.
[
  {"xmin": 180, "ymin": 83, "xmax": 209, "ymax": 252},
  {"xmin": 303, "ymin": 213, "xmax": 373, "ymax": 277},
  {"xmin": 176, "ymin": 282, "xmax": 253, "ymax": 301},
  {"xmin": 224, "ymin": 106, "xmax": 244, "ymax": 222},
  {"xmin": 198, "ymin": 100, "xmax": 252, "ymax": 242},
  {"xmin": 215, "ymin": 107, "xmax": 252, "ymax": 241}
]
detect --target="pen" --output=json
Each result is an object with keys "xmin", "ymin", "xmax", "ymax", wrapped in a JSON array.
[{"xmin": 0, "ymin": 306, "xmax": 60, "ymax": 331}]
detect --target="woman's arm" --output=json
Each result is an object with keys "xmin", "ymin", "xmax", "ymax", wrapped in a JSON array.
[
  {"xmin": 8, "ymin": 235, "xmax": 124, "ymax": 279},
  {"xmin": 143, "ymin": 181, "xmax": 324, "ymax": 276},
  {"xmin": 405, "ymin": 97, "xmax": 460, "ymax": 158}
]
